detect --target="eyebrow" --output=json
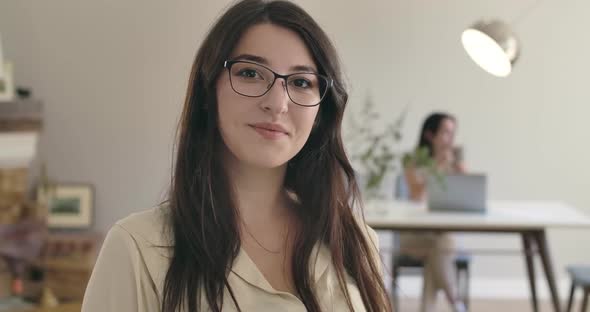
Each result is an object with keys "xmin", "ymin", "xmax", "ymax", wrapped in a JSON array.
[{"xmin": 232, "ymin": 53, "xmax": 318, "ymax": 73}]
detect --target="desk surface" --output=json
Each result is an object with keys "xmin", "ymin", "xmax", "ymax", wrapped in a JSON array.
[{"xmin": 365, "ymin": 200, "xmax": 590, "ymax": 231}]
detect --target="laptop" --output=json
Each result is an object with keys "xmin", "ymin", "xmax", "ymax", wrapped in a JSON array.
[{"xmin": 427, "ymin": 174, "xmax": 487, "ymax": 214}]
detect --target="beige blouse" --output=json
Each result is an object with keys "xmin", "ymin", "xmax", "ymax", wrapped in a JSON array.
[{"xmin": 81, "ymin": 206, "xmax": 381, "ymax": 311}]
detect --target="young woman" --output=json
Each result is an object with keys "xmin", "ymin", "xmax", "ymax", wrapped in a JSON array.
[
  {"xmin": 82, "ymin": 1, "xmax": 391, "ymax": 311},
  {"xmin": 402, "ymin": 112, "xmax": 467, "ymax": 312},
  {"xmin": 405, "ymin": 113, "xmax": 466, "ymax": 201}
]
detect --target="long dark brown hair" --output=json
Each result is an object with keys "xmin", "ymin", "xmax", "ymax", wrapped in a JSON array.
[{"xmin": 163, "ymin": 0, "xmax": 391, "ymax": 311}]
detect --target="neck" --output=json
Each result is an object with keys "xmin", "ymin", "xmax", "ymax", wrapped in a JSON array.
[{"xmin": 224, "ymin": 152, "xmax": 290, "ymax": 224}]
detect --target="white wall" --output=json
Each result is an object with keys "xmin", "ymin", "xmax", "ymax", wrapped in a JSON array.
[
  {"xmin": 0, "ymin": 0, "xmax": 230, "ymax": 230},
  {"xmin": 1, "ymin": 0, "xmax": 589, "ymax": 296}
]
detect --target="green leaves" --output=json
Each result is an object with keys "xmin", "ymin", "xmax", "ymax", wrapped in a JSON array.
[
  {"xmin": 347, "ymin": 96, "xmax": 406, "ymax": 199},
  {"xmin": 402, "ymin": 146, "xmax": 446, "ymax": 190},
  {"xmin": 346, "ymin": 96, "xmax": 446, "ymax": 199}
]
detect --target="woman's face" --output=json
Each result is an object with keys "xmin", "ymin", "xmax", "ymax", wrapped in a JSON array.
[
  {"xmin": 431, "ymin": 118, "xmax": 456, "ymax": 152},
  {"xmin": 216, "ymin": 23, "xmax": 320, "ymax": 169}
]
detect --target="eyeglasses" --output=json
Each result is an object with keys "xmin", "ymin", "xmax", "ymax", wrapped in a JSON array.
[{"xmin": 223, "ymin": 60, "xmax": 333, "ymax": 107}]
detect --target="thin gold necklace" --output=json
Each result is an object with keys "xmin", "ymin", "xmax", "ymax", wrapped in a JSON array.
[{"xmin": 241, "ymin": 218, "xmax": 289, "ymax": 254}]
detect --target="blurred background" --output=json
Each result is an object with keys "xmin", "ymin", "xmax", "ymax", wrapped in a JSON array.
[{"xmin": 1, "ymin": 0, "xmax": 589, "ymax": 311}]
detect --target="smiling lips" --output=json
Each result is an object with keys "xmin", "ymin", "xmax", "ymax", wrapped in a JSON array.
[{"xmin": 249, "ymin": 122, "xmax": 289, "ymax": 140}]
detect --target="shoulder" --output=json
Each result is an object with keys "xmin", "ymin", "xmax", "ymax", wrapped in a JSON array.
[
  {"xmin": 363, "ymin": 222, "xmax": 379, "ymax": 250},
  {"xmin": 351, "ymin": 211, "xmax": 379, "ymax": 250},
  {"xmin": 83, "ymin": 207, "xmax": 172, "ymax": 311},
  {"xmin": 90, "ymin": 205, "xmax": 174, "ymax": 298},
  {"xmin": 349, "ymin": 214, "xmax": 383, "ymax": 277},
  {"xmin": 114, "ymin": 204, "xmax": 173, "ymax": 247}
]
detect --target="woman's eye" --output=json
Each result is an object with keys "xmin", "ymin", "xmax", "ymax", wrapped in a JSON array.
[
  {"xmin": 291, "ymin": 78, "xmax": 312, "ymax": 89},
  {"xmin": 237, "ymin": 69, "xmax": 261, "ymax": 79}
]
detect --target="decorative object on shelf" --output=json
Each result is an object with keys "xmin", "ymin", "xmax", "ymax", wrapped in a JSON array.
[
  {"xmin": 38, "ymin": 184, "xmax": 94, "ymax": 229},
  {"xmin": 34, "ymin": 164, "xmax": 53, "ymax": 221},
  {"xmin": 0, "ymin": 167, "xmax": 27, "ymax": 224},
  {"xmin": 0, "ymin": 169, "xmax": 42, "ymax": 223},
  {"xmin": 17, "ymin": 230, "xmax": 101, "ymax": 303},
  {"xmin": 0, "ymin": 34, "xmax": 5, "ymax": 80},
  {"xmin": 40, "ymin": 231, "xmax": 101, "ymax": 300},
  {"xmin": 39, "ymin": 286, "xmax": 59, "ymax": 308},
  {"xmin": 0, "ymin": 219, "xmax": 47, "ymax": 305},
  {"xmin": 16, "ymin": 87, "xmax": 32, "ymax": 100},
  {"xmin": 347, "ymin": 95, "xmax": 406, "ymax": 200},
  {"xmin": 0, "ymin": 62, "xmax": 14, "ymax": 102},
  {"xmin": 0, "ymin": 34, "xmax": 14, "ymax": 102},
  {"xmin": 0, "ymin": 219, "xmax": 46, "ymax": 262}
]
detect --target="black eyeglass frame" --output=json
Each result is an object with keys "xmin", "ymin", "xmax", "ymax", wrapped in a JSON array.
[{"xmin": 223, "ymin": 59, "xmax": 334, "ymax": 107}]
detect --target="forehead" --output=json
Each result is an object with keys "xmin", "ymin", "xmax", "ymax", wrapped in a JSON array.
[
  {"xmin": 230, "ymin": 23, "xmax": 317, "ymax": 73},
  {"xmin": 440, "ymin": 118, "xmax": 456, "ymax": 130}
]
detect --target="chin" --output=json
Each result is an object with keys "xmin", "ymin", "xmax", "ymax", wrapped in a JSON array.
[
  {"xmin": 245, "ymin": 155, "xmax": 290, "ymax": 169},
  {"xmin": 238, "ymin": 140, "xmax": 298, "ymax": 168}
]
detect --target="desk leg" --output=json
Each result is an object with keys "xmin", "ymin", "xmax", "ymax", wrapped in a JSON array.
[
  {"xmin": 534, "ymin": 230, "xmax": 561, "ymax": 312},
  {"xmin": 523, "ymin": 232, "xmax": 539, "ymax": 312},
  {"xmin": 582, "ymin": 288, "xmax": 589, "ymax": 312}
]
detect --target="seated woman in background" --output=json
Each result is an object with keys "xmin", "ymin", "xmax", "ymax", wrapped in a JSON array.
[
  {"xmin": 405, "ymin": 112, "xmax": 466, "ymax": 201},
  {"xmin": 401, "ymin": 112, "xmax": 467, "ymax": 312}
]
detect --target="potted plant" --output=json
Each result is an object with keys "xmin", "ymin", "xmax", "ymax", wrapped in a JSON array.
[{"xmin": 347, "ymin": 96, "xmax": 443, "ymax": 200}]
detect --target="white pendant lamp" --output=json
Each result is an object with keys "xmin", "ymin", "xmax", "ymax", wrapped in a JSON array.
[{"xmin": 461, "ymin": 20, "xmax": 520, "ymax": 77}]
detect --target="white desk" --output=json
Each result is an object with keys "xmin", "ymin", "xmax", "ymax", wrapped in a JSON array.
[{"xmin": 365, "ymin": 200, "xmax": 590, "ymax": 312}]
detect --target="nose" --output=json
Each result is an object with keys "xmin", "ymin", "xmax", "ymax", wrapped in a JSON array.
[{"xmin": 260, "ymin": 79, "xmax": 289, "ymax": 115}]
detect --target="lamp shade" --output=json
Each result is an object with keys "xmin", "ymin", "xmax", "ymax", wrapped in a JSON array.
[{"xmin": 461, "ymin": 20, "xmax": 520, "ymax": 77}]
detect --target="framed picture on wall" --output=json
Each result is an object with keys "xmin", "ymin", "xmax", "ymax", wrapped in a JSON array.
[{"xmin": 39, "ymin": 184, "xmax": 94, "ymax": 229}]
